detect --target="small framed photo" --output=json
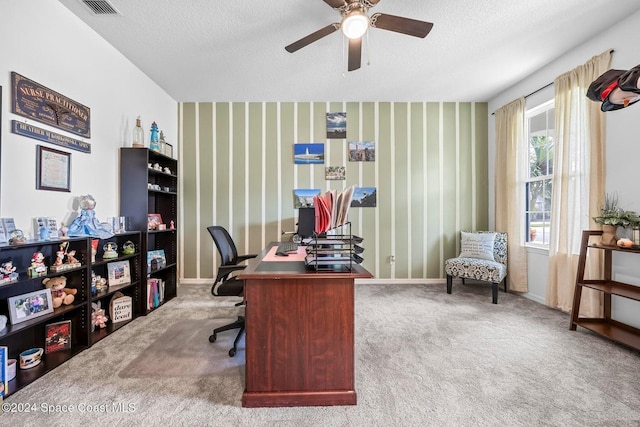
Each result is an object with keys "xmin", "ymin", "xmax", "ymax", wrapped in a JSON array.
[
  {"xmin": 8, "ymin": 288, "xmax": 54, "ymax": 325},
  {"xmin": 107, "ymin": 260, "xmax": 131, "ymax": 286},
  {"xmin": 164, "ymin": 143, "xmax": 173, "ymax": 158},
  {"xmin": 36, "ymin": 145, "xmax": 71, "ymax": 192},
  {"xmin": 147, "ymin": 213, "xmax": 163, "ymax": 230},
  {"xmin": 45, "ymin": 320, "xmax": 71, "ymax": 353}
]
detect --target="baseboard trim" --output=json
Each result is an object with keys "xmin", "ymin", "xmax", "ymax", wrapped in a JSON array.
[{"xmin": 179, "ymin": 278, "xmax": 446, "ymax": 286}]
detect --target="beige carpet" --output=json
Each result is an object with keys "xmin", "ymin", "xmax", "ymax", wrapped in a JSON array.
[
  {"xmin": 119, "ymin": 319, "xmax": 244, "ymax": 379},
  {"xmin": 4, "ymin": 282, "xmax": 640, "ymax": 426}
]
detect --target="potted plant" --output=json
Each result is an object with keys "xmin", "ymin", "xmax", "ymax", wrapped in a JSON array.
[{"xmin": 593, "ymin": 193, "xmax": 640, "ymax": 245}]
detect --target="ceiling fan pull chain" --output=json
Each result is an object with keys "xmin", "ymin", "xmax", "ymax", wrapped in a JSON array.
[{"xmin": 366, "ymin": 29, "xmax": 371, "ymax": 66}]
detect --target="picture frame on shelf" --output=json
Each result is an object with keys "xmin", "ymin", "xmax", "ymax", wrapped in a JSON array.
[
  {"xmin": 36, "ymin": 145, "xmax": 71, "ymax": 192},
  {"xmin": 147, "ymin": 249, "xmax": 166, "ymax": 273},
  {"xmin": 164, "ymin": 142, "xmax": 173, "ymax": 158},
  {"xmin": 107, "ymin": 260, "xmax": 131, "ymax": 286},
  {"xmin": 1, "ymin": 217, "xmax": 16, "ymax": 234},
  {"xmin": 147, "ymin": 213, "xmax": 163, "ymax": 230},
  {"xmin": 45, "ymin": 320, "xmax": 71, "ymax": 353},
  {"xmin": 7, "ymin": 288, "xmax": 54, "ymax": 325}
]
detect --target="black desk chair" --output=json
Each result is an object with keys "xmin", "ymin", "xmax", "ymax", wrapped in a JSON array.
[{"xmin": 207, "ymin": 226, "xmax": 257, "ymax": 357}]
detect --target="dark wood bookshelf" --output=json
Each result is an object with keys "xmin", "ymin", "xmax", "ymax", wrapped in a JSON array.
[{"xmin": 120, "ymin": 148, "xmax": 178, "ymax": 315}]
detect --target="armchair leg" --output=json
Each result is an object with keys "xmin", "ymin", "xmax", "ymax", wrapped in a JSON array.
[
  {"xmin": 446, "ymin": 275, "xmax": 453, "ymax": 294},
  {"xmin": 491, "ymin": 283, "xmax": 498, "ymax": 304},
  {"xmin": 503, "ymin": 277, "xmax": 508, "ymax": 292}
]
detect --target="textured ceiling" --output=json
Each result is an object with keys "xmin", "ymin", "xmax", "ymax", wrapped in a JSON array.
[{"xmin": 59, "ymin": 0, "xmax": 640, "ymax": 102}]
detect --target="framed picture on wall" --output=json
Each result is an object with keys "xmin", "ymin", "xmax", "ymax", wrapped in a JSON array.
[
  {"xmin": 326, "ymin": 112, "xmax": 346, "ymax": 139},
  {"xmin": 36, "ymin": 145, "xmax": 71, "ymax": 192}
]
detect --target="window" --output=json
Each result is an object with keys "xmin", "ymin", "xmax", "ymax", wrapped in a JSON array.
[{"xmin": 525, "ymin": 101, "xmax": 554, "ymax": 246}]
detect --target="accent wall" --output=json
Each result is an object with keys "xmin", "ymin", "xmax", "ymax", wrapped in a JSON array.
[{"xmin": 179, "ymin": 101, "xmax": 488, "ymax": 281}]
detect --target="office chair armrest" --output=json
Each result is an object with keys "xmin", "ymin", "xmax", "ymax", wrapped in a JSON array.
[
  {"xmin": 237, "ymin": 254, "xmax": 259, "ymax": 263},
  {"xmin": 219, "ymin": 265, "xmax": 247, "ymax": 275}
]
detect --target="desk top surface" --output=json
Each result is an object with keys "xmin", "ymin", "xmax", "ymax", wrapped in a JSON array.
[{"xmin": 238, "ymin": 242, "xmax": 373, "ymax": 279}]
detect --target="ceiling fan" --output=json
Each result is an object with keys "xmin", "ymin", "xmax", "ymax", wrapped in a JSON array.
[{"xmin": 285, "ymin": 0, "xmax": 434, "ymax": 72}]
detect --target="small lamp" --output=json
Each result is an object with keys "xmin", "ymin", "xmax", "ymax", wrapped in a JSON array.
[{"xmin": 341, "ymin": 8, "xmax": 369, "ymax": 39}]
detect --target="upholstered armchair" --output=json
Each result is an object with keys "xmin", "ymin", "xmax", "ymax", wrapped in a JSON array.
[{"xmin": 445, "ymin": 231, "xmax": 508, "ymax": 304}]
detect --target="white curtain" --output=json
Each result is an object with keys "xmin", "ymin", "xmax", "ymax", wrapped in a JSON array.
[
  {"xmin": 546, "ymin": 50, "xmax": 611, "ymax": 315},
  {"xmin": 495, "ymin": 97, "xmax": 528, "ymax": 292}
]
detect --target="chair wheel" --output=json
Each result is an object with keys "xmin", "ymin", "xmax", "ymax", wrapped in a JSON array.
[
  {"xmin": 209, "ymin": 334, "xmax": 216, "ymax": 343},
  {"xmin": 229, "ymin": 348, "xmax": 236, "ymax": 357}
]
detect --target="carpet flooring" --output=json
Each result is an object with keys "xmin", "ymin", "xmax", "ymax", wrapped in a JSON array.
[{"xmin": 2, "ymin": 281, "xmax": 640, "ymax": 426}]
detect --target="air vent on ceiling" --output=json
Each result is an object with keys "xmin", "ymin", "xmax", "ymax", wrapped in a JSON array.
[{"xmin": 81, "ymin": 0, "xmax": 121, "ymax": 15}]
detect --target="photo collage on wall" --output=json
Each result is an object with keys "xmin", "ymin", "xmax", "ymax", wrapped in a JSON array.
[{"xmin": 294, "ymin": 112, "xmax": 377, "ymax": 208}]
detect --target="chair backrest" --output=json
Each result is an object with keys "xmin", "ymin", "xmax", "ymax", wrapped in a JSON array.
[
  {"xmin": 493, "ymin": 232, "xmax": 508, "ymax": 266},
  {"xmin": 461, "ymin": 230, "xmax": 508, "ymax": 266},
  {"xmin": 207, "ymin": 226, "xmax": 239, "ymax": 266}
]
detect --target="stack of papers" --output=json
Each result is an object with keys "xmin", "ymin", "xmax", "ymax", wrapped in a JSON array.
[{"xmin": 313, "ymin": 186, "xmax": 354, "ymax": 234}]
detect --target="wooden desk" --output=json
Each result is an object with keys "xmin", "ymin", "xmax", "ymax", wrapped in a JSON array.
[{"xmin": 238, "ymin": 243, "xmax": 373, "ymax": 408}]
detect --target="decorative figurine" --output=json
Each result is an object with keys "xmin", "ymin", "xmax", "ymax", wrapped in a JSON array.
[
  {"xmin": 149, "ymin": 121, "xmax": 160, "ymax": 152},
  {"xmin": 0, "ymin": 260, "xmax": 19, "ymax": 284},
  {"xmin": 59, "ymin": 222, "xmax": 69, "ymax": 239},
  {"xmin": 103, "ymin": 242, "xmax": 118, "ymax": 259},
  {"xmin": 28, "ymin": 252, "xmax": 48, "ymax": 277},
  {"xmin": 91, "ymin": 271, "xmax": 107, "ymax": 295},
  {"xmin": 54, "ymin": 248, "xmax": 65, "ymax": 266},
  {"xmin": 50, "ymin": 241, "xmax": 82, "ymax": 272},
  {"xmin": 67, "ymin": 194, "xmax": 113, "ymax": 239},
  {"xmin": 122, "ymin": 241, "xmax": 135, "ymax": 255},
  {"xmin": 169, "ymin": 220, "xmax": 175, "ymax": 230},
  {"xmin": 163, "ymin": 166, "xmax": 171, "ymax": 174},
  {"xmin": 39, "ymin": 226, "xmax": 50, "ymax": 241},
  {"xmin": 66, "ymin": 249, "xmax": 79, "ymax": 265},
  {"xmin": 8, "ymin": 229, "xmax": 27, "ymax": 245}
]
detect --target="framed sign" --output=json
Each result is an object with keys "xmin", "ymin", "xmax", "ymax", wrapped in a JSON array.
[
  {"xmin": 36, "ymin": 145, "xmax": 71, "ymax": 192},
  {"xmin": 11, "ymin": 72, "xmax": 91, "ymax": 137}
]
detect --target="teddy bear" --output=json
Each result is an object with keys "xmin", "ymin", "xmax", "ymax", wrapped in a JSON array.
[{"xmin": 42, "ymin": 276, "xmax": 77, "ymax": 308}]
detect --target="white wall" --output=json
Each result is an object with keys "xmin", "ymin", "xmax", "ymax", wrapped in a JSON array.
[
  {"xmin": 488, "ymin": 10, "xmax": 640, "ymax": 327},
  {"xmin": 0, "ymin": 0, "xmax": 177, "ymax": 236}
]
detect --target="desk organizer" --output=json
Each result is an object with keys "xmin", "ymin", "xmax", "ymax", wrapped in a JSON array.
[{"xmin": 304, "ymin": 222, "xmax": 364, "ymax": 271}]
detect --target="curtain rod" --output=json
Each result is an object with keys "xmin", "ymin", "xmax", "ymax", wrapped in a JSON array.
[{"xmin": 491, "ymin": 49, "xmax": 615, "ymax": 116}]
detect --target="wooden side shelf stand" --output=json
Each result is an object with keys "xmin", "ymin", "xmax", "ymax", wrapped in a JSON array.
[{"xmin": 570, "ymin": 229, "xmax": 640, "ymax": 350}]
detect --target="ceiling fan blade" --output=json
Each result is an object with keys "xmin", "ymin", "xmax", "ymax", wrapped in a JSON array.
[
  {"xmin": 370, "ymin": 13, "xmax": 434, "ymax": 38},
  {"xmin": 323, "ymin": 0, "xmax": 346, "ymax": 9},
  {"xmin": 348, "ymin": 37, "xmax": 362, "ymax": 72},
  {"xmin": 285, "ymin": 23, "xmax": 340, "ymax": 53}
]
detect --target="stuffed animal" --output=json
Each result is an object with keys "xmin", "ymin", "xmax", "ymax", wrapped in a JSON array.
[
  {"xmin": 42, "ymin": 276, "xmax": 77, "ymax": 308},
  {"xmin": 91, "ymin": 301, "xmax": 108, "ymax": 329}
]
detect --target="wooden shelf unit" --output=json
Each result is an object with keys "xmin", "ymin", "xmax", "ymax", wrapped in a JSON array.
[
  {"xmin": 89, "ymin": 231, "xmax": 142, "ymax": 345},
  {"xmin": 570, "ymin": 229, "xmax": 640, "ymax": 350},
  {"xmin": 0, "ymin": 232, "xmax": 150, "ymax": 396},
  {"xmin": 119, "ymin": 148, "xmax": 178, "ymax": 314},
  {"xmin": 0, "ymin": 237, "xmax": 91, "ymax": 396}
]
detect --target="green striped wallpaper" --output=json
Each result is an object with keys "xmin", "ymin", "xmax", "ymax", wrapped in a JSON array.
[{"xmin": 178, "ymin": 102, "xmax": 488, "ymax": 281}]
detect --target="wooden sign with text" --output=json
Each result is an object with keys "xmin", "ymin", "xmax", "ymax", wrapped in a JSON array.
[{"xmin": 11, "ymin": 72, "xmax": 91, "ymax": 138}]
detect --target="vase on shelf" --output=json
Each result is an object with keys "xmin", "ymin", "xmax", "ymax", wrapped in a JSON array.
[
  {"xmin": 601, "ymin": 224, "xmax": 617, "ymax": 246},
  {"xmin": 132, "ymin": 116, "xmax": 145, "ymax": 148}
]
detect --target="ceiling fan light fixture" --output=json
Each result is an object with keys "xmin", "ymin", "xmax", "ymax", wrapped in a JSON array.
[{"xmin": 341, "ymin": 9, "xmax": 369, "ymax": 39}]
